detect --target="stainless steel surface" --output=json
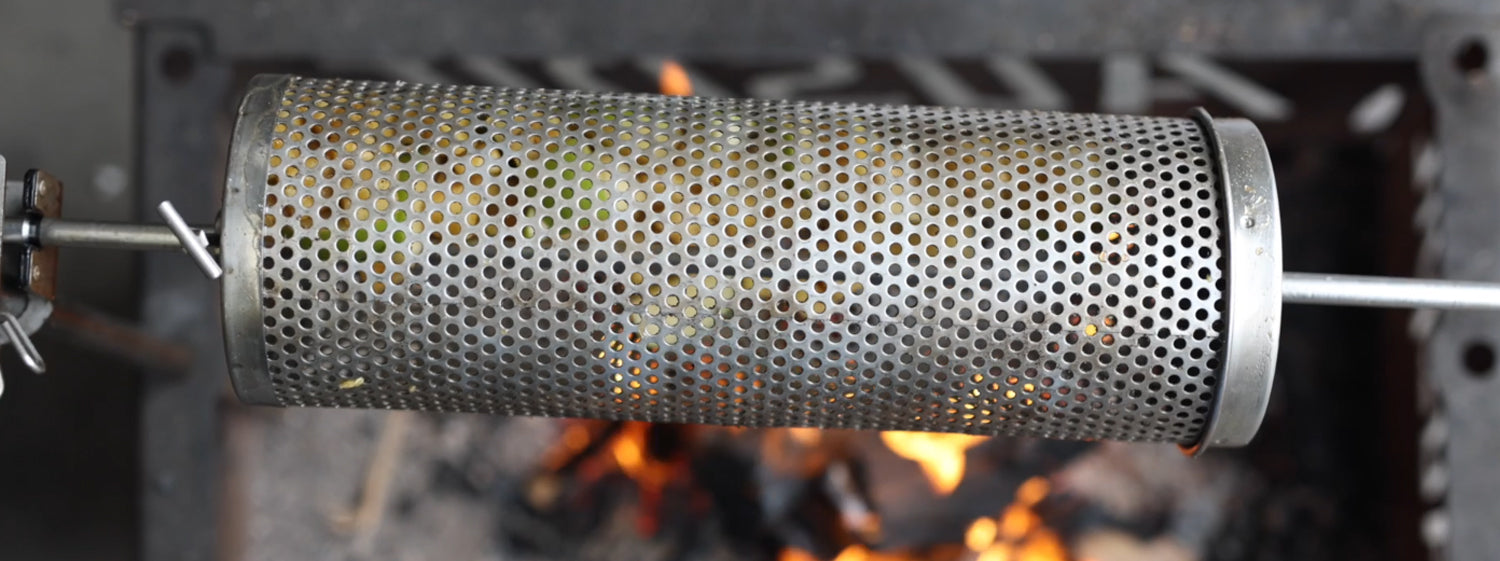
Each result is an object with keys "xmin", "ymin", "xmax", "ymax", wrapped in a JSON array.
[
  {"xmin": 222, "ymin": 74, "xmax": 285, "ymax": 408},
  {"xmin": 1284, "ymin": 273, "xmax": 1500, "ymax": 310},
  {"xmin": 1, "ymin": 218, "xmax": 35, "ymax": 247},
  {"xmin": 157, "ymin": 201, "xmax": 222, "ymax": 278},
  {"xmin": 226, "ymin": 75, "xmax": 1236, "ymax": 445},
  {"xmin": 1189, "ymin": 111, "xmax": 1281, "ymax": 452},
  {"xmin": 17, "ymin": 220, "xmax": 186, "ymax": 250}
]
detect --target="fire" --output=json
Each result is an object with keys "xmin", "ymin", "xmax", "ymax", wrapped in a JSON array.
[
  {"xmin": 832, "ymin": 545, "xmax": 919, "ymax": 561},
  {"xmin": 604, "ymin": 421, "xmax": 688, "ymax": 535},
  {"xmin": 787, "ymin": 427, "xmax": 823, "ymax": 445},
  {"xmin": 779, "ymin": 548, "xmax": 820, "ymax": 561},
  {"xmin": 539, "ymin": 419, "xmax": 613, "ymax": 474},
  {"xmin": 1014, "ymin": 477, "xmax": 1050, "ymax": 506},
  {"xmin": 609, "ymin": 422, "xmax": 672, "ymax": 491},
  {"xmin": 561, "ymin": 422, "xmax": 591, "ymax": 451},
  {"xmin": 964, "ymin": 477, "xmax": 1067, "ymax": 561},
  {"xmin": 966, "ymin": 517, "xmax": 998, "ymax": 551},
  {"xmin": 659, "ymin": 61, "xmax": 693, "ymax": 96},
  {"xmin": 834, "ymin": 545, "xmax": 873, "ymax": 561},
  {"xmin": 879, "ymin": 431, "xmax": 989, "ymax": 495},
  {"xmin": 779, "ymin": 544, "xmax": 927, "ymax": 561}
]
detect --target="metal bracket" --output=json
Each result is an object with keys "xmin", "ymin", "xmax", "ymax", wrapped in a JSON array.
[
  {"xmin": 0, "ymin": 156, "xmax": 51, "ymax": 399},
  {"xmin": 0, "ymin": 169, "xmax": 60, "ymax": 341},
  {"xmin": 1, "ymin": 169, "xmax": 64, "ymax": 301},
  {"xmin": 1419, "ymin": 15, "xmax": 1500, "ymax": 561}
]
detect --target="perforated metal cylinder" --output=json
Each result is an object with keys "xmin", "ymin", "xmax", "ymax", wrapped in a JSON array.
[{"xmin": 220, "ymin": 75, "xmax": 1282, "ymax": 448}]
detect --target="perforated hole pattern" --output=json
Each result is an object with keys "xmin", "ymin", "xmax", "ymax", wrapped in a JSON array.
[{"xmin": 250, "ymin": 76, "xmax": 1226, "ymax": 443}]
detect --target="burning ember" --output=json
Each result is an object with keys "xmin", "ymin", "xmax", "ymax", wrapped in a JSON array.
[
  {"xmin": 879, "ymin": 432, "xmax": 989, "ymax": 495},
  {"xmin": 834, "ymin": 545, "xmax": 920, "ymax": 561},
  {"xmin": 609, "ymin": 422, "xmax": 675, "ymax": 491},
  {"xmin": 964, "ymin": 477, "xmax": 1067, "ymax": 561},
  {"xmin": 781, "ymin": 546, "xmax": 924, "ymax": 561},
  {"xmin": 527, "ymin": 420, "xmax": 1080, "ymax": 561},
  {"xmin": 659, "ymin": 60, "xmax": 694, "ymax": 96}
]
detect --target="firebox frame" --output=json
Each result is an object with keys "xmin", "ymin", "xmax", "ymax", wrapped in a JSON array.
[{"xmin": 117, "ymin": 2, "xmax": 1490, "ymax": 560}]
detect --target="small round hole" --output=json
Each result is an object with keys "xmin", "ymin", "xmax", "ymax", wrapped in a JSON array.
[
  {"xmin": 160, "ymin": 46, "xmax": 196, "ymax": 84},
  {"xmin": 1462, "ymin": 341, "xmax": 1494, "ymax": 377},
  {"xmin": 1455, "ymin": 38, "xmax": 1489, "ymax": 80}
]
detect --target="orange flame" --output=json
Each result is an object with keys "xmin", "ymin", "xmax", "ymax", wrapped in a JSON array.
[
  {"xmin": 659, "ymin": 61, "xmax": 693, "ymax": 96},
  {"xmin": 561, "ymin": 422, "xmax": 592, "ymax": 451},
  {"xmin": 965, "ymin": 477, "xmax": 1067, "ymax": 561},
  {"xmin": 834, "ymin": 545, "xmax": 871, "ymax": 561},
  {"xmin": 605, "ymin": 421, "xmax": 686, "ymax": 535},
  {"xmin": 1015, "ymin": 477, "xmax": 1050, "ymax": 507},
  {"xmin": 540, "ymin": 419, "xmax": 610, "ymax": 474},
  {"xmin": 779, "ymin": 548, "xmax": 821, "ymax": 561},
  {"xmin": 772, "ymin": 478, "xmax": 1065, "ymax": 561},
  {"xmin": 879, "ymin": 431, "xmax": 988, "ymax": 495},
  {"xmin": 966, "ymin": 517, "xmax": 999, "ymax": 551},
  {"xmin": 977, "ymin": 545, "xmax": 1013, "ymax": 561},
  {"xmin": 610, "ymin": 422, "xmax": 672, "ymax": 491},
  {"xmin": 829, "ymin": 544, "xmax": 919, "ymax": 561},
  {"xmin": 786, "ymin": 427, "xmax": 823, "ymax": 445}
]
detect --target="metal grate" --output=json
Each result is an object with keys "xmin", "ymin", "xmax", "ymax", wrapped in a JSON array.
[{"xmin": 245, "ymin": 76, "xmax": 1226, "ymax": 443}]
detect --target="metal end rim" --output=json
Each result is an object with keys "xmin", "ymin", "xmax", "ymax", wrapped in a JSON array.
[
  {"xmin": 1181, "ymin": 108, "xmax": 1283, "ymax": 456},
  {"xmin": 221, "ymin": 74, "xmax": 293, "ymax": 406}
]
